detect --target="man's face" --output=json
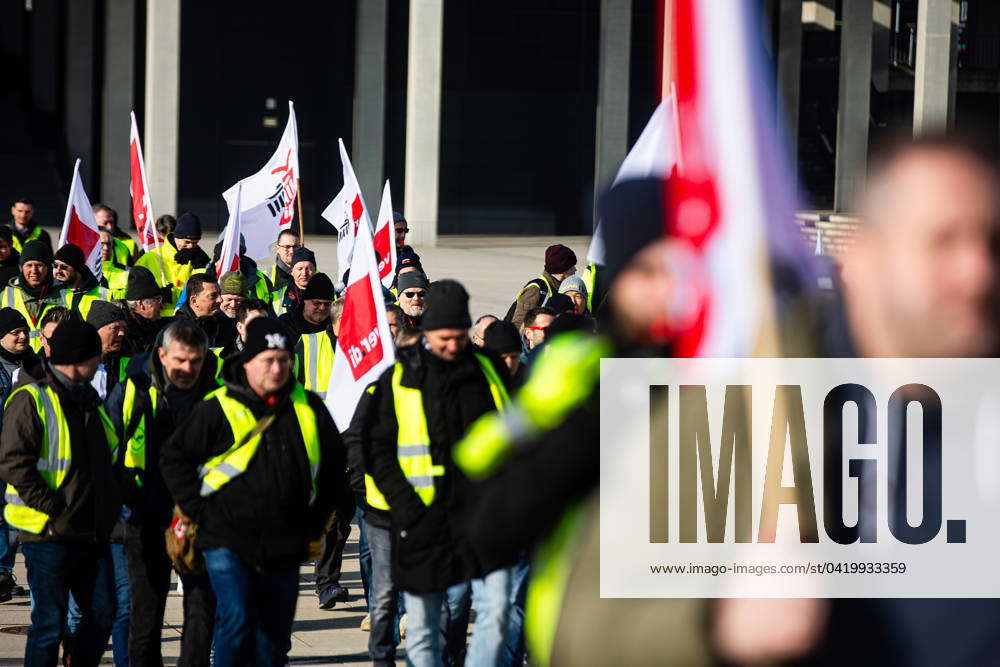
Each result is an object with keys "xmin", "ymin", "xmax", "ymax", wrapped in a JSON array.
[
  {"xmin": 0, "ymin": 327, "xmax": 29, "ymax": 355},
  {"xmin": 292, "ymin": 262, "xmax": 315, "ymax": 289},
  {"xmin": 98, "ymin": 321, "xmax": 126, "ymax": 354},
  {"xmin": 566, "ymin": 290, "xmax": 587, "ymax": 314},
  {"xmin": 10, "ymin": 203, "xmax": 33, "ymax": 226},
  {"xmin": 244, "ymin": 349, "xmax": 291, "ymax": 396},
  {"xmin": 190, "ymin": 283, "xmax": 221, "ymax": 317},
  {"xmin": 394, "ymin": 221, "xmax": 408, "ymax": 249},
  {"xmin": 387, "ymin": 310, "xmax": 402, "ymax": 341},
  {"xmin": 424, "ymin": 328, "xmax": 468, "ymax": 361},
  {"xmin": 524, "ymin": 314, "xmax": 554, "ymax": 349},
  {"xmin": 275, "ymin": 233, "xmax": 301, "ymax": 266},
  {"xmin": 501, "ymin": 351, "xmax": 520, "ymax": 376},
  {"xmin": 303, "ymin": 299, "xmax": 332, "ymax": 326},
  {"xmin": 471, "ymin": 316, "xmax": 497, "ymax": 347},
  {"xmin": 100, "ymin": 231, "xmax": 113, "ymax": 261},
  {"xmin": 0, "ymin": 237, "xmax": 12, "ymax": 263},
  {"xmin": 236, "ymin": 310, "xmax": 266, "ymax": 342},
  {"xmin": 94, "ymin": 209, "xmax": 114, "ymax": 232},
  {"xmin": 21, "ymin": 261, "xmax": 48, "ymax": 288},
  {"xmin": 133, "ymin": 296, "xmax": 162, "ymax": 321},
  {"xmin": 843, "ymin": 150, "xmax": 1000, "ymax": 357},
  {"xmin": 52, "ymin": 259, "xmax": 79, "ymax": 287},
  {"xmin": 220, "ymin": 293, "xmax": 244, "ymax": 319},
  {"xmin": 174, "ymin": 237, "xmax": 199, "ymax": 251},
  {"xmin": 609, "ymin": 239, "xmax": 673, "ymax": 342},
  {"xmin": 157, "ymin": 341, "xmax": 205, "ymax": 389},
  {"xmin": 398, "ymin": 287, "xmax": 426, "ymax": 317},
  {"xmin": 40, "ymin": 322, "xmax": 58, "ymax": 356}
]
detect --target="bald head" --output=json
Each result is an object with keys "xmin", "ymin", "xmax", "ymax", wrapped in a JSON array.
[{"xmin": 843, "ymin": 141, "xmax": 1000, "ymax": 357}]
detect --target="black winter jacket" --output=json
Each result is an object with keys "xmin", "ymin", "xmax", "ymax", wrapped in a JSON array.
[
  {"xmin": 160, "ymin": 354, "xmax": 345, "ymax": 566},
  {"xmin": 174, "ymin": 302, "xmax": 237, "ymax": 350},
  {"xmin": 105, "ymin": 346, "xmax": 221, "ymax": 528},
  {"xmin": 366, "ymin": 340, "xmax": 509, "ymax": 593},
  {"xmin": 0, "ymin": 359, "xmax": 123, "ymax": 543}
]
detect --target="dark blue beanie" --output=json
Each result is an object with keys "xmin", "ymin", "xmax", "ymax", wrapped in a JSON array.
[{"xmin": 174, "ymin": 212, "xmax": 202, "ymax": 239}]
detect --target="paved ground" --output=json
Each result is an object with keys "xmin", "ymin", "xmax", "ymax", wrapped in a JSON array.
[{"xmin": 0, "ymin": 234, "xmax": 590, "ymax": 664}]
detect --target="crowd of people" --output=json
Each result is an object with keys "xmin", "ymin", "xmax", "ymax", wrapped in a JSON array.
[{"xmin": 0, "ymin": 134, "xmax": 997, "ymax": 667}]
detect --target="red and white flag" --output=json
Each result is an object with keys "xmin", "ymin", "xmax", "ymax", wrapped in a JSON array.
[
  {"xmin": 321, "ymin": 139, "xmax": 373, "ymax": 282},
  {"xmin": 372, "ymin": 181, "xmax": 397, "ymax": 289},
  {"xmin": 129, "ymin": 111, "xmax": 160, "ymax": 251},
  {"xmin": 325, "ymin": 205, "xmax": 395, "ymax": 431},
  {"xmin": 222, "ymin": 101, "xmax": 300, "ymax": 260},
  {"xmin": 217, "ymin": 183, "xmax": 242, "ymax": 279},
  {"xmin": 58, "ymin": 159, "xmax": 102, "ymax": 280}
]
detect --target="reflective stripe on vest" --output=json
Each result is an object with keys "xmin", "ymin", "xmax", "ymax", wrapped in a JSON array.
[
  {"xmin": 300, "ymin": 332, "xmax": 335, "ymax": 398},
  {"xmin": 198, "ymin": 384, "xmax": 321, "ymax": 503},
  {"xmin": 453, "ymin": 333, "xmax": 609, "ymax": 480},
  {"xmin": 273, "ymin": 285, "xmax": 290, "ymax": 316},
  {"xmin": 4, "ymin": 384, "xmax": 118, "ymax": 534},
  {"xmin": 365, "ymin": 354, "xmax": 508, "ymax": 511},
  {"xmin": 524, "ymin": 502, "xmax": 587, "ymax": 667}
]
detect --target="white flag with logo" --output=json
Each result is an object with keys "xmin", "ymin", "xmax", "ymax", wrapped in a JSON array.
[
  {"xmin": 372, "ymin": 181, "xmax": 398, "ymax": 289},
  {"xmin": 587, "ymin": 98, "xmax": 675, "ymax": 265},
  {"xmin": 325, "ymin": 208, "xmax": 395, "ymax": 431},
  {"xmin": 58, "ymin": 159, "xmax": 103, "ymax": 280},
  {"xmin": 321, "ymin": 139, "xmax": 373, "ymax": 283},
  {"xmin": 222, "ymin": 100, "xmax": 300, "ymax": 260},
  {"xmin": 217, "ymin": 184, "xmax": 242, "ymax": 279}
]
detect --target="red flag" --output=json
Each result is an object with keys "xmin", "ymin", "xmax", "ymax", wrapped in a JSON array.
[
  {"xmin": 58, "ymin": 159, "xmax": 102, "ymax": 279},
  {"xmin": 129, "ymin": 112, "xmax": 160, "ymax": 251},
  {"xmin": 372, "ymin": 181, "xmax": 398, "ymax": 289}
]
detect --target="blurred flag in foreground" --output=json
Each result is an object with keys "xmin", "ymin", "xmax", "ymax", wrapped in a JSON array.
[{"xmin": 663, "ymin": 0, "xmax": 816, "ymax": 357}]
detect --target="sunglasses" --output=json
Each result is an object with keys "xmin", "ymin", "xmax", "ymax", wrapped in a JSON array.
[
  {"xmin": 402, "ymin": 290, "xmax": 425, "ymax": 299},
  {"xmin": 396, "ymin": 227, "xmax": 409, "ymax": 234},
  {"xmin": 53, "ymin": 262, "xmax": 73, "ymax": 272}
]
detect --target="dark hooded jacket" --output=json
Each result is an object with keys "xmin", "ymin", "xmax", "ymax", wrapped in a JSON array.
[
  {"xmin": 123, "ymin": 309, "xmax": 172, "ymax": 357},
  {"xmin": 0, "ymin": 357, "xmax": 123, "ymax": 543},
  {"xmin": 173, "ymin": 301, "xmax": 237, "ymax": 351},
  {"xmin": 160, "ymin": 354, "xmax": 345, "ymax": 565},
  {"xmin": 104, "ymin": 341, "xmax": 221, "ymax": 528},
  {"xmin": 364, "ymin": 339, "xmax": 510, "ymax": 593}
]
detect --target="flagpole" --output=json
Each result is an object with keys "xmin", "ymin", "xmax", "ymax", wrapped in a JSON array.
[{"xmin": 296, "ymin": 178, "xmax": 305, "ymax": 241}]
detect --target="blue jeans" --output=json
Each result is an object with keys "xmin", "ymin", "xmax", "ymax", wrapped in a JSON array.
[
  {"xmin": 366, "ymin": 519, "xmax": 402, "ymax": 664},
  {"xmin": 203, "ymin": 547, "xmax": 300, "ymax": 667},
  {"xmin": 65, "ymin": 543, "xmax": 130, "ymax": 665},
  {"xmin": 443, "ymin": 568, "xmax": 513, "ymax": 667},
  {"xmin": 0, "ymin": 511, "xmax": 17, "ymax": 573},
  {"xmin": 22, "ymin": 541, "xmax": 115, "ymax": 667},
  {"xmin": 501, "ymin": 555, "xmax": 530, "ymax": 667},
  {"xmin": 356, "ymin": 496, "xmax": 372, "ymax": 606}
]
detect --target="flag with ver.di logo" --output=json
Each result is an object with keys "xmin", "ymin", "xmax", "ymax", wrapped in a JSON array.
[{"xmin": 58, "ymin": 159, "xmax": 102, "ymax": 280}]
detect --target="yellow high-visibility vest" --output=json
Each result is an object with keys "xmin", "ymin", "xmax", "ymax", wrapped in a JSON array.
[
  {"xmin": 298, "ymin": 331, "xmax": 335, "ymax": 398},
  {"xmin": 4, "ymin": 383, "xmax": 118, "ymax": 534}
]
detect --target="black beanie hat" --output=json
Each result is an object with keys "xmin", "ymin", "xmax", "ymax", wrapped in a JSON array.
[
  {"xmin": 302, "ymin": 273, "xmax": 335, "ymax": 301},
  {"xmin": 396, "ymin": 248, "xmax": 423, "ymax": 274},
  {"xmin": 290, "ymin": 246, "xmax": 316, "ymax": 268},
  {"xmin": 54, "ymin": 244, "xmax": 87, "ymax": 274},
  {"xmin": 126, "ymin": 266, "xmax": 161, "ymax": 300},
  {"xmin": 49, "ymin": 320, "xmax": 101, "ymax": 364},
  {"xmin": 545, "ymin": 293, "xmax": 574, "ymax": 316},
  {"xmin": 598, "ymin": 177, "xmax": 666, "ymax": 285},
  {"xmin": 20, "ymin": 240, "xmax": 53, "ymax": 268},
  {"xmin": 397, "ymin": 272, "xmax": 429, "ymax": 294},
  {"xmin": 420, "ymin": 280, "xmax": 471, "ymax": 331},
  {"xmin": 173, "ymin": 212, "xmax": 202, "ymax": 239},
  {"xmin": 86, "ymin": 301, "xmax": 127, "ymax": 331},
  {"xmin": 0, "ymin": 307, "xmax": 28, "ymax": 338},
  {"xmin": 483, "ymin": 320, "xmax": 521, "ymax": 356},
  {"xmin": 241, "ymin": 317, "xmax": 293, "ymax": 362}
]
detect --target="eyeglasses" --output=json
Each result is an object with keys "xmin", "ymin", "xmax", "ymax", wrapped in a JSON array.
[
  {"xmin": 401, "ymin": 290, "xmax": 425, "ymax": 299},
  {"xmin": 277, "ymin": 244, "xmax": 300, "ymax": 251}
]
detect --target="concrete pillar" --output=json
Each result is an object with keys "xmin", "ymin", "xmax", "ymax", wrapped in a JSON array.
[
  {"xmin": 834, "ymin": 0, "xmax": 873, "ymax": 212},
  {"xmin": 64, "ymin": 0, "xmax": 98, "ymax": 188},
  {"xmin": 776, "ymin": 0, "xmax": 803, "ymax": 159},
  {"xmin": 353, "ymin": 0, "xmax": 387, "ymax": 207},
  {"xmin": 403, "ymin": 0, "xmax": 443, "ymax": 247},
  {"xmin": 144, "ymin": 0, "xmax": 181, "ymax": 215},
  {"xmin": 872, "ymin": 1, "xmax": 892, "ymax": 92},
  {"xmin": 101, "ymin": 0, "xmax": 137, "ymax": 217},
  {"xmin": 594, "ymin": 0, "xmax": 632, "ymax": 213},
  {"xmin": 913, "ymin": 0, "xmax": 956, "ymax": 136}
]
